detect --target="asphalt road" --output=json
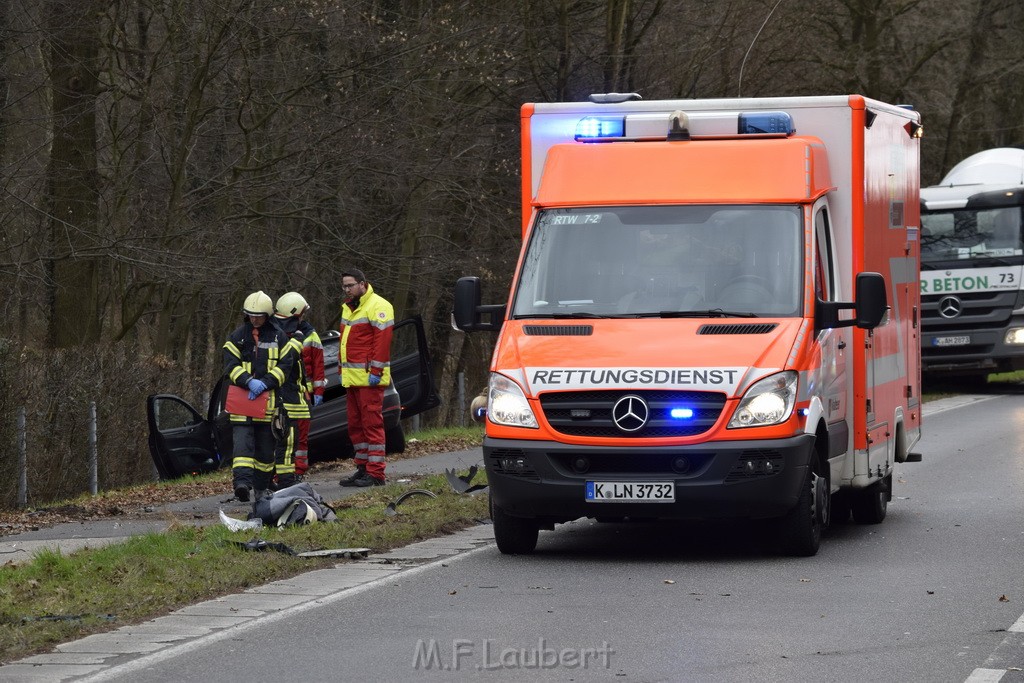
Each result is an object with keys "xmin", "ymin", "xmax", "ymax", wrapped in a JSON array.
[{"xmin": 7, "ymin": 393, "xmax": 1024, "ymax": 682}]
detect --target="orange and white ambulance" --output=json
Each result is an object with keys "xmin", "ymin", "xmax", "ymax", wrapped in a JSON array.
[{"xmin": 454, "ymin": 94, "xmax": 923, "ymax": 556}]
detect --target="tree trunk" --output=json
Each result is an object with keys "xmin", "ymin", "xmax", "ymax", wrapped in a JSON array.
[{"xmin": 45, "ymin": 0, "xmax": 102, "ymax": 347}]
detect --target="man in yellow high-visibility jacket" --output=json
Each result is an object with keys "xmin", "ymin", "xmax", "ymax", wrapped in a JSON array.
[{"xmin": 338, "ymin": 268, "xmax": 394, "ymax": 487}]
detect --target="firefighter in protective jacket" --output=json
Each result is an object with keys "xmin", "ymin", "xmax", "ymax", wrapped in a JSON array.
[
  {"xmin": 338, "ymin": 268, "xmax": 394, "ymax": 487},
  {"xmin": 273, "ymin": 292, "xmax": 323, "ymax": 481},
  {"xmin": 223, "ymin": 291, "xmax": 300, "ymax": 501}
]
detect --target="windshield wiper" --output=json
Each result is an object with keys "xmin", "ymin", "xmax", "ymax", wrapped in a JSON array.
[
  {"xmin": 630, "ymin": 309, "xmax": 759, "ymax": 318},
  {"xmin": 514, "ymin": 312, "xmax": 631, "ymax": 319}
]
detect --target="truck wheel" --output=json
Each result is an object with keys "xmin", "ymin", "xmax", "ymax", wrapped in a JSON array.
[
  {"xmin": 491, "ymin": 500, "xmax": 539, "ymax": 555},
  {"xmin": 851, "ymin": 474, "xmax": 889, "ymax": 524},
  {"xmin": 778, "ymin": 466, "xmax": 826, "ymax": 557}
]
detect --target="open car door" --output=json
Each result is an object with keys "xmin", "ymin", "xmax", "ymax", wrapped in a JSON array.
[
  {"xmin": 146, "ymin": 394, "xmax": 220, "ymax": 480},
  {"xmin": 391, "ymin": 315, "xmax": 441, "ymax": 419}
]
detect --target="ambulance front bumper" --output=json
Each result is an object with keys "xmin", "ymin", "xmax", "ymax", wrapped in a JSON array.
[{"xmin": 484, "ymin": 434, "xmax": 816, "ymax": 523}]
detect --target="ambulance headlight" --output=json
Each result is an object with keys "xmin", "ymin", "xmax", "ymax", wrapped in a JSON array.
[
  {"xmin": 1005, "ymin": 328, "xmax": 1024, "ymax": 345},
  {"xmin": 487, "ymin": 373, "xmax": 538, "ymax": 429},
  {"xmin": 728, "ymin": 371, "xmax": 798, "ymax": 428}
]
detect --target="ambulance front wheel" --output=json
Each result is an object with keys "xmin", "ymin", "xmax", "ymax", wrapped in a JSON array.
[
  {"xmin": 491, "ymin": 498, "xmax": 539, "ymax": 555},
  {"xmin": 778, "ymin": 465, "xmax": 827, "ymax": 557}
]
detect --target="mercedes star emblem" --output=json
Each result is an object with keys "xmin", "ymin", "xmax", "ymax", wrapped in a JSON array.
[
  {"xmin": 612, "ymin": 394, "xmax": 649, "ymax": 433},
  {"xmin": 937, "ymin": 295, "xmax": 963, "ymax": 319}
]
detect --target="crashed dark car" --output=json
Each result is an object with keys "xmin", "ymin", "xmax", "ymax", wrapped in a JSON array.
[{"xmin": 146, "ymin": 316, "xmax": 439, "ymax": 480}]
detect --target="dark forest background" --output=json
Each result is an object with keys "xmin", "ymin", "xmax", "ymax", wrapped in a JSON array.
[{"xmin": 2, "ymin": 0, "xmax": 1022, "ymax": 505}]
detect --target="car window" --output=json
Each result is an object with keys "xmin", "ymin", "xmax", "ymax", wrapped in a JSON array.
[
  {"xmin": 392, "ymin": 321, "xmax": 417, "ymax": 358},
  {"xmin": 322, "ymin": 332, "xmax": 339, "ymax": 369},
  {"xmin": 154, "ymin": 399, "xmax": 203, "ymax": 430}
]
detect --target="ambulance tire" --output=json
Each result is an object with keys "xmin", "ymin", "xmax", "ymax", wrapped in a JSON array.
[
  {"xmin": 829, "ymin": 491, "xmax": 852, "ymax": 525},
  {"xmin": 778, "ymin": 466, "xmax": 825, "ymax": 557},
  {"xmin": 851, "ymin": 474, "xmax": 889, "ymax": 524},
  {"xmin": 491, "ymin": 499, "xmax": 539, "ymax": 555}
]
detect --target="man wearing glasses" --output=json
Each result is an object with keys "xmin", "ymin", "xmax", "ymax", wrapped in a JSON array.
[{"xmin": 338, "ymin": 268, "xmax": 394, "ymax": 487}]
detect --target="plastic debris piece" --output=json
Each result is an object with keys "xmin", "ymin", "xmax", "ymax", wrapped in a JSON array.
[
  {"xmin": 297, "ymin": 548, "xmax": 371, "ymax": 559},
  {"xmin": 230, "ymin": 538, "xmax": 295, "ymax": 555},
  {"xmin": 445, "ymin": 466, "xmax": 488, "ymax": 494},
  {"xmin": 219, "ymin": 509, "xmax": 263, "ymax": 532},
  {"xmin": 384, "ymin": 489, "xmax": 437, "ymax": 516}
]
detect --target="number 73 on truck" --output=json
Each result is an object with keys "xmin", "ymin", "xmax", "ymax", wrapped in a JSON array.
[{"xmin": 454, "ymin": 94, "xmax": 924, "ymax": 557}]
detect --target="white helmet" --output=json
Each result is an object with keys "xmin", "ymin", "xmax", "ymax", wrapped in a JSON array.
[
  {"xmin": 242, "ymin": 291, "xmax": 274, "ymax": 316},
  {"xmin": 277, "ymin": 500, "xmax": 318, "ymax": 527},
  {"xmin": 275, "ymin": 291, "xmax": 309, "ymax": 318}
]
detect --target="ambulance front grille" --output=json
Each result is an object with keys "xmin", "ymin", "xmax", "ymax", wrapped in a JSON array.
[{"xmin": 539, "ymin": 390, "xmax": 726, "ymax": 437}]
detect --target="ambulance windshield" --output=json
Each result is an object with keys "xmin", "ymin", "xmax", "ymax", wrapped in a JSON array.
[
  {"xmin": 921, "ymin": 206, "xmax": 1023, "ymax": 262},
  {"xmin": 511, "ymin": 205, "xmax": 803, "ymax": 318}
]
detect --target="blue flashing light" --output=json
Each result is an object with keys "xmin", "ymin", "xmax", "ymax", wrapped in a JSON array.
[
  {"xmin": 738, "ymin": 111, "xmax": 795, "ymax": 136},
  {"xmin": 670, "ymin": 407, "xmax": 695, "ymax": 420},
  {"xmin": 575, "ymin": 116, "xmax": 625, "ymax": 140}
]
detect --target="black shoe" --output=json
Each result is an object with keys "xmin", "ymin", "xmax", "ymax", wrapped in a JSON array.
[
  {"xmin": 353, "ymin": 473, "xmax": 385, "ymax": 487},
  {"xmin": 340, "ymin": 464, "xmax": 367, "ymax": 487},
  {"xmin": 234, "ymin": 485, "xmax": 251, "ymax": 502}
]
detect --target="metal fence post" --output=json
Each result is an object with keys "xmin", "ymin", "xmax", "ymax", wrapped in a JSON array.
[
  {"xmin": 17, "ymin": 406, "xmax": 27, "ymax": 508},
  {"xmin": 89, "ymin": 401, "xmax": 98, "ymax": 495},
  {"xmin": 457, "ymin": 372, "xmax": 466, "ymax": 427}
]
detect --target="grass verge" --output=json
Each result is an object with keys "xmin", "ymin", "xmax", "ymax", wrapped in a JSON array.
[{"xmin": 0, "ymin": 471, "xmax": 489, "ymax": 663}]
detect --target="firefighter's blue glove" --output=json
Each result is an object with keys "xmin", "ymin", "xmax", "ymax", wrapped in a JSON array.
[
  {"xmin": 247, "ymin": 378, "xmax": 267, "ymax": 399},
  {"xmin": 313, "ymin": 394, "xmax": 323, "ymax": 407},
  {"xmin": 368, "ymin": 375, "xmax": 381, "ymax": 387}
]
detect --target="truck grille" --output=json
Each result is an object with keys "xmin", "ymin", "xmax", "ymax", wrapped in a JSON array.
[
  {"xmin": 539, "ymin": 390, "xmax": 726, "ymax": 437},
  {"xmin": 921, "ymin": 290, "xmax": 1017, "ymax": 361}
]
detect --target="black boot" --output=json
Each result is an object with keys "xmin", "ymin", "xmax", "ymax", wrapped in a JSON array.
[
  {"xmin": 340, "ymin": 463, "xmax": 367, "ymax": 487},
  {"xmin": 233, "ymin": 483, "xmax": 251, "ymax": 502}
]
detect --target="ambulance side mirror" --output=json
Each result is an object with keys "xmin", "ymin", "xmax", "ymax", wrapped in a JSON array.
[
  {"xmin": 452, "ymin": 277, "xmax": 505, "ymax": 332},
  {"xmin": 854, "ymin": 272, "xmax": 887, "ymax": 329},
  {"xmin": 816, "ymin": 272, "xmax": 888, "ymax": 330}
]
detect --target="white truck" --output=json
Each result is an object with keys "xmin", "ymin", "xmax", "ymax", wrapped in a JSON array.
[{"xmin": 920, "ymin": 148, "xmax": 1024, "ymax": 379}]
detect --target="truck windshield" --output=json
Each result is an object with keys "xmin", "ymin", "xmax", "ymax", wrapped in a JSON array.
[
  {"xmin": 921, "ymin": 206, "xmax": 1023, "ymax": 262},
  {"xmin": 511, "ymin": 205, "xmax": 803, "ymax": 318}
]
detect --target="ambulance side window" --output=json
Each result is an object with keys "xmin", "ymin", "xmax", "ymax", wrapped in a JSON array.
[{"xmin": 814, "ymin": 209, "xmax": 836, "ymax": 301}]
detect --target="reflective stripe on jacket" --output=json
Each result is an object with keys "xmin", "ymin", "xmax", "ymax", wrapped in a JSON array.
[
  {"xmin": 270, "ymin": 315, "xmax": 311, "ymax": 419},
  {"xmin": 298, "ymin": 321, "xmax": 326, "ymax": 397},
  {"xmin": 339, "ymin": 284, "xmax": 394, "ymax": 387},
  {"xmin": 223, "ymin": 321, "xmax": 296, "ymax": 422}
]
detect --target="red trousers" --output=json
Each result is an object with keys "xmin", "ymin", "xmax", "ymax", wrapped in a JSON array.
[
  {"xmin": 346, "ymin": 385, "xmax": 386, "ymax": 479},
  {"xmin": 294, "ymin": 417, "xmax": 310, "ymax": 475}
]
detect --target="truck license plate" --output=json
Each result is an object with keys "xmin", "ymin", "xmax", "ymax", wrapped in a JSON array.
[
  {"xmin": 585, "ymin": 481, "xmax": 674, "ymax": 503},
  {"xmin": 932, "ymin": 335, "xmax": 970, "ymax": 347}
]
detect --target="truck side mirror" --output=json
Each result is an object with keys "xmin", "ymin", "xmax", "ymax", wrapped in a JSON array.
[
  {"xmin": 453, "ymin": 277, "xmax": 505, "ymax": 332},
  {"xmin": 854, "ymin": 272, "xmax": 887, "ymax": 329}
]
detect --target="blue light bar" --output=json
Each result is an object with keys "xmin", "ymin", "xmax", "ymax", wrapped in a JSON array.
[
  {"xmin": 738, "ymin": 111, "xmax": 795, "ymax": 136},
  {"xmin": 670, "ymin": 407, "xmax": 694, "ymax": 420},
  {"xmin": 575, "ymin": 116, "xmax": 625, "ymax": 140}
]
